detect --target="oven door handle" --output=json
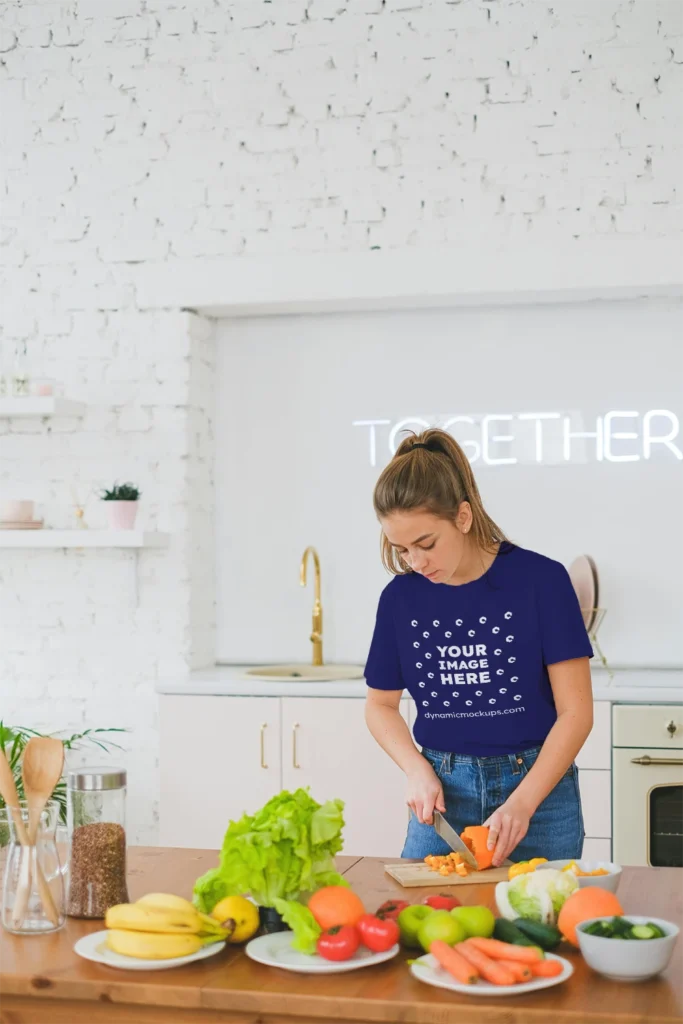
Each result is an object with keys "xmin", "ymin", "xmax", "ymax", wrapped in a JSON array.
[{"xmin": 630, "ymin": 755, "xmax": 683, "ymax": 766}]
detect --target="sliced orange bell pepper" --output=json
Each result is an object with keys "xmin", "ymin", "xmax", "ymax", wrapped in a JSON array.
[{"xmin": 460, "ymin": 825, "xmax": 495, "ymax": 871}]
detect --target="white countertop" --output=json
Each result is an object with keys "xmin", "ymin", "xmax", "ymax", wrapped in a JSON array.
[{"xmin": 158, "ymin": 665, "xmax": 683, "ymax": 704}]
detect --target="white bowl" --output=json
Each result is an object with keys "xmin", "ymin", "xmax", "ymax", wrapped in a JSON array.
[
  {"xmin": 577, "ymin": 916, "xmax": 679, "ymax": 982},
  {"xmin": 539, "ymin": 859, "xmax": 621, "ymax": 893}
]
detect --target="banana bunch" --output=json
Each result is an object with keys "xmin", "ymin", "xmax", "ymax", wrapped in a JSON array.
[{"xmin": 105, "ymin": 893, "xmax": 233, "ymax": 960}]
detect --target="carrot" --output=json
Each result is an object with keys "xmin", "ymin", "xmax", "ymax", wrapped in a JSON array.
[
  {"xmin": 467, "ymin": 936, "xmax": 543, "ymax": 964},
  {"xmin": 497, "ymin": 959, "xmax": 532, "ymax": 983},
  {"xmin": 530, "ymin": 958, "xmax": 563, "ymax": 978},
  {"xmin": 430, "ymin": 940, "xmax": 479, "ymax": 985},
  {"xmin": 458, "ymin": 940, "xmax": 516, "ymax": 986}
]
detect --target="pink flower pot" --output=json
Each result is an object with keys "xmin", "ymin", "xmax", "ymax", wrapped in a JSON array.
[{"xmin": 106, "ymin": 501, "xmax": 139, "ymax": 530}]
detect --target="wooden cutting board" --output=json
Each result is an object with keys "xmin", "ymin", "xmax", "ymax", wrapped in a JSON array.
[{"xmin": 384, "ymin": 862, "xmax": 510, "ymax": 888}]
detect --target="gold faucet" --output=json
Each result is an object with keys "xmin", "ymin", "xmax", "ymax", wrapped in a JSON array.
[{"xmin": 300, "ymin": 546, "xmax": 323, "ymax": 666}]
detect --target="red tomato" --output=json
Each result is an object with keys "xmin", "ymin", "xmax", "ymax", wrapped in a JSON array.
[
  {"xmin": 422, "ymin": 894, "xmax": 461, "ymax": 911},
  {"xmin": 317, "ymin": 925, "xmax": 361, "ymax": 962},
  {"xmin": 375, "ymin": 899, "xmax": 411, "ymax": 922},
  {"xmin": 357, "ymin": 914, "xmax": 401, "ymax": 952}
]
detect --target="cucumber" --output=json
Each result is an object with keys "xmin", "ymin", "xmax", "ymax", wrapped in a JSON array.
[
  {"xmin": 631, "ymin": 924, "xmax": 660, "ymax": 940},
  {"xmin": 493, "ymin": 919, "xmax": 540, "ymax": 947},
  {"xmin": 582, "ymin": 920, "xmax": 612, "ymax": 937},
  {"xmin": 609, "ymin": 916, "xmax": 634, "ymax": 938},
  {"xmin": 512, "ymin": 918, "xmax": 562, "ymax": 950}
]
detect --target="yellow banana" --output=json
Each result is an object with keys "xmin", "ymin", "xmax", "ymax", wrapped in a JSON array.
[
  {"xmin": 135, "ymin": 894, "xmax": 228, "ymax": 937},
  {"xmin": 199, "ymin": 911, "xmax": 234, "ymax": 938},
  {"xmin": 105, "ymin": 902, "xmax": 205, "ymax": 935},
  {"xmin": 106, "ymin": 928, "xmax": 219, "ymax": 960},
  {"xmin": 136, "ymin": 892, "xmax": 196, "ymax": 913}
]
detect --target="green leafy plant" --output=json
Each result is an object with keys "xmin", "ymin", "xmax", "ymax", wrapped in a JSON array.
[
  {"xmin": 100, "ymin": 482, "xmax": 140, "ymax": 501},
  {"xmin": 0, "ymin": 723, "xmax": 126, "ymax": 832}
]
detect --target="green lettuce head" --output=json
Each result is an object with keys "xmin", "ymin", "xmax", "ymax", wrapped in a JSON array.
[{"xmin": 193, "ymin": 788, "xmax": 347, "ymax": 913}]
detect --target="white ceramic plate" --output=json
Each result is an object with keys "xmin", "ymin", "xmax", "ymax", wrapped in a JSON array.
[
  {"xmin": 74, "ymin": 931, "xmax": 226, "ymax": 971},
  {"xmin": 411, "ymin": 951, "xmax": 573, "ymax": 997},
  {"xmin": 568, "ymin": 555, "xmax": 598, "ymax": 631},
  {"xmin": 246, "ymin": 931, "xmax": 399, "ymax": 974}
]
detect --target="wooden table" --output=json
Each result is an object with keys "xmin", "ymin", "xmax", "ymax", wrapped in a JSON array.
[{"xmin": 1, "ymin": 848, "xmax": 681, "ymax": 1024}]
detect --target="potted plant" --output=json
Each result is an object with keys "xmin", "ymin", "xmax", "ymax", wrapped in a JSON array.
[{"xmin": 100, "ymin": 482, "xmax": 141, "ymax": 530}]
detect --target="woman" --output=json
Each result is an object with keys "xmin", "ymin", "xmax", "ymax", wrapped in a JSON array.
[{"xmin": 364, "ymin": 428, "xmax": 593, "ymax": 867}]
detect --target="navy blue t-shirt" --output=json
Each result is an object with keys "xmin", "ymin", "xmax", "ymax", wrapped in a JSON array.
[{"xmin": 365, "ymin": 544, "xmax": 593, "ymax": 757}]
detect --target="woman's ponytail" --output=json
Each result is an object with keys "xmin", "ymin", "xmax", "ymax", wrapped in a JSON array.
[{"xmin": 374, "ymin": 428, "xmax": 507, "ymax": 574}]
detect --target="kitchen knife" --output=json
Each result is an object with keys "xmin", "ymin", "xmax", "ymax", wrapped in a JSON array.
[{"xmin": 432, "ymin": 811, "xmax": 479, "ymax": 869}]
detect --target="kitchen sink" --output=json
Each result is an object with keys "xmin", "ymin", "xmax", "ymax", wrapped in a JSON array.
[{"xmin": 245, "ymin": 664, "xmax": 365, "ymax": 682}]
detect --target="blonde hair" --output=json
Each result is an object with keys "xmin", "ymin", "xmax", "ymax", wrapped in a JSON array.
[{"xmin": 373, "ymin": 428, "xmax": 508, "ymax": 575}]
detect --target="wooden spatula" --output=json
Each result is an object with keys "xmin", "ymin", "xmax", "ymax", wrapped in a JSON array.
[{"xmin": 14, "ymin": 738, "xmax": 64, "ymax": 927}]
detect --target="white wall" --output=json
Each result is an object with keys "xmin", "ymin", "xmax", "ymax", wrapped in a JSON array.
[
  {"xmin": 1, "ymin": 0, "xmax": 681, "ymax": 841},
  {"xmin": 215, "ymin": 297, "xmax": 683, "ymax": 669},
  {"xmin": 0, "ymin": 311, "xmax": 215, "ymax": 843}
]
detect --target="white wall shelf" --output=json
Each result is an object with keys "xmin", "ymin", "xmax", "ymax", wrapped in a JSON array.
[
  {"xmin": 0, "ymin": 397, "xmax": 85, "ymax": 418},
  {"xmin": 0, "ymin": 530, "xmax": 168, "ymax": 548}
]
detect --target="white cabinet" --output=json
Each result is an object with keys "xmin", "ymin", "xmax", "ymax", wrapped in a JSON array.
[
  {"xmin": 582, "ymin": 837, "xmax": 612, "ymax": 861},
  {"xmin": 578, "ymin": 768, "xmax": 612, "ymax": 839},
  {"xmin": 576, "ymin": 701, "xmax": 612, "ymax": 858},
  {"xmin": 159, "ymin": 696, "xmax": 282, "ymax": 849},
  {"xmin": 159, "ymin": 694, "xmax": 411, "ymax": 857},
  {"xmin": 576, "ymin": 701, "xmax": 611, "ymax": 770},
  {"xmin": 158, "ymin": 694, "xmax": 617, "ymax": 859},
  {"xmin": 281, "ymin": 698, "xmax": 411, "ymax": 859}
]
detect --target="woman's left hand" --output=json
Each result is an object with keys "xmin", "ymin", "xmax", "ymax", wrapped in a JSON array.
[{"xmin": 483, "ymin": 795, "xmax": 533, "ymax": 867}]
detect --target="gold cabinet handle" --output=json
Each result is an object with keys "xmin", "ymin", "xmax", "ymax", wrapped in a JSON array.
[
  {"xmin": 631, "ymin": 755, "xmax": 683, "ymax": 766},
  {"xmin": 293, "ymin": 723, "xmax": 301, "ymax": 769},
  {"xmin": 260, "ymin": 723, "xmax": 268, "ymax": 770}
]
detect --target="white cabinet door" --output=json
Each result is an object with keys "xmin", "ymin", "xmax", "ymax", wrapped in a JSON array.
[
  {"xmin": 159, "ymin": 696, "xmax": 282, "ymax": 850},
  {"xmin": 578, "ymin": 768, "xmax": 612, "ymax": 839},
  {"xmin": 281, "ymin": 697, "xmax": 411, "ymax": 859},
  {"xmin": 582, "ymin": 837, "xmax": 612, "ymax": 861},
  {"xmin": 576, "ymin": 701, "xmax": 611, "ymax": 770}
]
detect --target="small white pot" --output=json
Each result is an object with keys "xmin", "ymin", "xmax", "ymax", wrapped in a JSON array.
[{"xmin": 105, "ymin": 501, "xmax": 139, "ymax": 530}]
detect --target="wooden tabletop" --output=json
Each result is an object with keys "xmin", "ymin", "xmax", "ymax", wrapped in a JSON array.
[{"xmin": 1, "ymin": 847, "xmax": 681, "ymax": 1024}]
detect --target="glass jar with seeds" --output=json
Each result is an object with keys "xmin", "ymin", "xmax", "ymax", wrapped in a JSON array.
[{"xmin": 66, "ymin": 767, "xmax": 129, "ymax": 919}]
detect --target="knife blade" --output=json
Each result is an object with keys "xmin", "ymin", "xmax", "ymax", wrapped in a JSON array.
[{"xmin": 432, "ymin": 811, "xmax": 479, "ymax": 869}]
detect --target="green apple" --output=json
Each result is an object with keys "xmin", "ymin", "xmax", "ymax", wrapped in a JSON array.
[
  {"xmin": 397, "ymin": 905, "xmax": 433, "ymax": 948},
  {"xmin": 417, "ymin": 909, "xmax": 467, "ymax": 952},
  {"xmin": 450, "ymin": 905, "xmax": 496, "ymax": 938}
]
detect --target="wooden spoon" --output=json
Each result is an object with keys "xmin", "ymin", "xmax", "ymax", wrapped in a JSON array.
[
  {"xmin": 23, "ymin": 737, "xmax": 65, "ymax": 844},
  {"xmin": 15, "ymin": 738, "xmax": 64, "ymax": 927},
  {"xmin": 0, "ymin": 748, "xmax": 30, "ymax": 845}
]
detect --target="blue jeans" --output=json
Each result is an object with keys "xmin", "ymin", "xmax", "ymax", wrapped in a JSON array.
[{"xmin": 402, "ymin": 745, "xmax": 584, "ymax": 861}]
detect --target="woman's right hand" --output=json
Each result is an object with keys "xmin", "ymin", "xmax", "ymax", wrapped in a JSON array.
[{"xmin": 406, "ymin": 760, "xmax": 446, "ymax": 825}]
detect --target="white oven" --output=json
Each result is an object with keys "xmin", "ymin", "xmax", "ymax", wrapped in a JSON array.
[{"xmin": 613, "ymin": 704, "xmax": 683, "ymax": 867}]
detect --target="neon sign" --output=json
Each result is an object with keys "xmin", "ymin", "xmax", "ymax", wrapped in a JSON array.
[{"xmin": 352, "ymin": 411, "xmax": 682, "ymax": 467}]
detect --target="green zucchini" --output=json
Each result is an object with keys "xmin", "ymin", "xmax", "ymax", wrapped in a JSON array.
[
  {"xmin": 493, "ymin": 919, "xmax": 540, "ymax": 947},
  {"xmin": 512, "ymin": 918, "xmax": 562, "ymax": 950}
]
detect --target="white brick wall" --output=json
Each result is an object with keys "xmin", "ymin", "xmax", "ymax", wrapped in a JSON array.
[
  {"xmin": 0, "ymin": 0, "xmax": 681, "ymax": 843},
  {"xmin": 0, "ymin": 309, "xmax": 213, "ymax": 845}
]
